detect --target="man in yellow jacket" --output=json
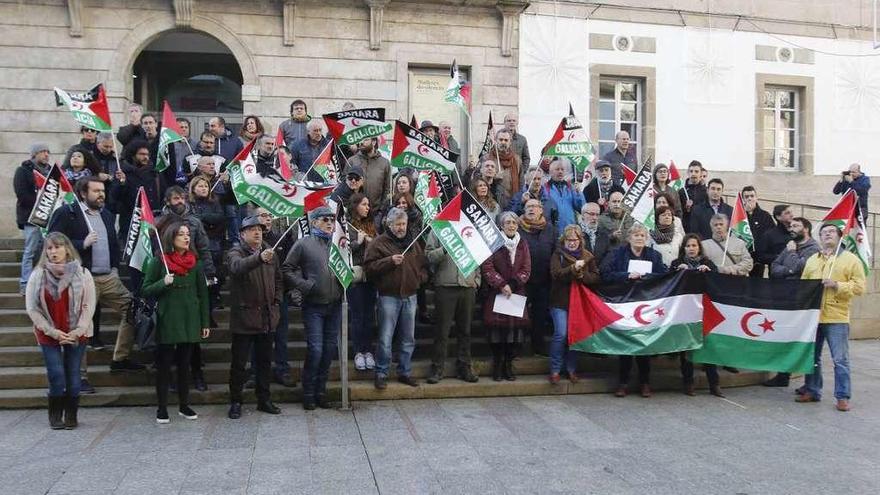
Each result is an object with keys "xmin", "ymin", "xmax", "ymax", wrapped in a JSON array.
[{"xmin": 797, "ymin": 223, "xmax": 866, "ymax": 412}]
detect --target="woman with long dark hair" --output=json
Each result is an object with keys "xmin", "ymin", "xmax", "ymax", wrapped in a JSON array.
[
  {"xmin": 26, "ymin": 232, "xmax": 95, "ymax": 429},
  {"xmin": 347, "ymin": 193, "xmax": 378, "ymax": 371},
  {"xmin": 142, "ymin": 222, "xmax": 211, "ymax": 424}
]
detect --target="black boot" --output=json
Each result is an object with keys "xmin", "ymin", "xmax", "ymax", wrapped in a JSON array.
[
  {"xmin": 63, "ymin": 395, "xmax": 79, "ymax": 429},
  {"xmin": 503, "ymin": 346, "xmax": 516, "ymax": 381},
  {"xmin": 193, "ymin": 369, "xmax": 208, "ymax": 392},
  {"xmin": 762, "ymin": 373, "xmax": 790, "ymax": 387},
  {"xmin": 491, "ymin": 345, "xmax": 503, "ymax": 382},
  {"xmin": 48, "ymin": 396, "xmax": 65, "ymax": 430}
]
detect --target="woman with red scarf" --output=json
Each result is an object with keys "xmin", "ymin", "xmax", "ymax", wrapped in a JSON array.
[{"xmin": 142, "ymin": 222, "xmax": 210, "ymax": 424}]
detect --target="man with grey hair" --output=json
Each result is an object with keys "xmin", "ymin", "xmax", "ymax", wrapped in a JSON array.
[
  {"xmin": 291, "ymin": 119, "xmax": 330, "ymax": 181},
  {"xmin": 363, "ymin": 207, "xmax": 428, "ymax": 390},
  {"xmin": 544, "ymin": 157, "xmax": 584, "ymax": 230},
  {"xmin": 580, "ymin": 202, "xmax": 610, "ymax": 263},
  {"xmin": 13, "ymin": 143, "xmax": 53, "ymax": 295},
  {"xmin": 94, "ymin": 132, "xmax": 119, "ymax": 177},
  {"xmin": 601, "ymin": 130, "xmax": 636, "ymax": 184},
  {"xmin": 701, "ymin": 213, "xmax": 754, "ymax": 276},
  {"xmin": 833, "ymin": 162, "xmax": 871, "ymax": 220},
  {"xmin": 503, "ymin": 112, "xmax": 530, "ymax": 170}
]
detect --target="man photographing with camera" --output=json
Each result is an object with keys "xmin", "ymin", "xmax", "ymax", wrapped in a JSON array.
[{"xmin": 833, "ymin": 163, "xmax": 871, "ymax": 220}]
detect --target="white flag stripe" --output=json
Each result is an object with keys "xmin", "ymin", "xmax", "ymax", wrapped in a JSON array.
[
  {"xmin": 710, "ymin": 301, "xmax": 819, "ymax": 344},
  {"xmin": 606, "ymin": 294, "xmax": 703, "ymax": 330},
  {"xmin": 449, "ymin": 216, "xmax": 493, "ymax": 262}
]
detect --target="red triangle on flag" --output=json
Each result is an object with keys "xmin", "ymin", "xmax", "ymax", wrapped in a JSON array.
[
  {"xmin": 323, "ymin": 117, "xmax": 345, "ymax": 142},
  {"xmin": 138, "ymin": 187, "xmax": 155, "ymax": 226},
  {"xmin": 275, "ymin": 127, "xmax": 285, "ymax": 149},
  {"xmin": 160, "ymin": 101, "xmax": 185, "ymax": 136},
  {"xmin": 623, "ymin": 164, "xmax": 636, "ymax": 187},
  {"xmin": 567, "ymin": 283, "xmax": 624, "ymax": 345},
  {"xmin": 304, "ymin": 187, "xmax": 332, "ymax": 212},
  {"xmin": 434, "ymin": 191, "xmax": 463, "ymax": 222},
  {"xmin": 427, "ymin": 172, "xmax": 440, "ymax": 199},
  {"xmin": 391, "ymin": 121, "xmax": 410, "ymax": 159},
  {"xmin": 89, "ymin": 85, "xmax": 113, "ymax": 130},
  {"xmin": 33, "ymin": 170, "xmax": 46, "ymax": 189},
  {"xmin": 730, "ymin": 193, "xmax": 748, "ymax": 226},
  {"xmin": 668, "ymin": 160, "xmax": 681, "ymax": 181},
  {"xmin": 232, "ymin": 137, "xmax": 257, "ymax": 164},
  {"xmin": 701, "ymin": 294, "xmax": 725, "ymax": 335},
  {"xmin": 822, "ymin": 189, "xmax": 858, "ymax": 233},
  {"xmin": 278, "ymin": 151, "xmax": 293, "ymax": 181}
]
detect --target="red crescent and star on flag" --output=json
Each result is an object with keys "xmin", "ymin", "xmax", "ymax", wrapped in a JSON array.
[
  {"xmin": 739, "ymin": 311, "xmax": 775, "ymax": 338},
  {"xmin": 631, "ymin": 303, "xmax": 666, "ymax": 325}
]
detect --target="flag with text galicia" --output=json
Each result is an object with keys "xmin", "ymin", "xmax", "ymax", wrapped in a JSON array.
[
  {"xmin": 824, "ymin": 190, "xmax": 871, "ymax": 274},
  {"xmin": 323, "ymin": 108, "xmax": 392, "ymax": 147},
  {"xmin": 430, "ymin": 191, "xmax": 504, "ymax": 278},
  {"xmin": 668, "ymin": 160, "xmax": 684, "ymax": 190},
  {"xmin": 444, "ymin": 59, "xmax": 472, "ymax": 115},
  {"xmin": 620, "ymin": 157, "xmax": 655, "ymax": 229},
  {"xmin": 28, "ymin": 165, "xmax": 75, "ymax": 229},
  {"xmin": 414, "ymin": 171, "xmax": 442, "ymax": 222},
  {"xmin": 54, "ymin": 84, "xmax": 112, "ymax": 132},
  {"xmin": 228, "ymin": 138, "xmax": 333, "ymax": 218},
  {"xmin": 568, "ymin": 271, "xmax": 704, "ymax": 355},
  {"xmin": 377, "ymin": 131, "xmax": 392, "ymax": 160},
  {"xmin": 391, "ymin": 120, "xmax": 459, "ymax": 174},
  {"xmin": 126, "ymin": 187, "xmax": 157, "ymax": 273},
  {"xmin": 156, "ymin": 101, "xmax": 185, "ymax": 172},
  {"xmin": 328, "ymin": 200, "xmax": 354, "ymax": 289},
  {"xmin": 479, "ymin": 112, "xmax": 495, "ymax": 158},
  {"xmin": 309, "ymin": 140, "xmax": 345, "ymax": 183},
  {"xmin": 543, "ymin": 104, "xmax": 596, "ymax": 175},
  {"xmin": 693, "ymin": 274, "xmax": 822, "ymax": 373},
  {"xmin": 730, "ymin": 193, "xmax": 754, "ymax": 249}
]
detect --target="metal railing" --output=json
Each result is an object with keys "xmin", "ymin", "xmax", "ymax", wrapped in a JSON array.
[{"xmin": 722, "ymin": 193, "xmax": 878, "ymax": 270}]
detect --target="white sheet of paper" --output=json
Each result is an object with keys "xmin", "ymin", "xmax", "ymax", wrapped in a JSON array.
[
  {"xmin": 492, "ymin": 293, "xmax": 527, "ymax": 318},
  {"xmin": 627, "ymin": 259, "xmax": 653, "ymax": 275}
]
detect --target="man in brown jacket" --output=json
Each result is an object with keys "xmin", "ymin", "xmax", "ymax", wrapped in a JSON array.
[
  {"xmin": 226, "ymin": 215, "xmax": 283, "ymax": 419},
  {"xmin": 363, "ymin": 207, "xmax": 428, "ymax": 390},
  {"xmin": 347, "ymin": 137, "xmax": 390, "ymax": 211}
]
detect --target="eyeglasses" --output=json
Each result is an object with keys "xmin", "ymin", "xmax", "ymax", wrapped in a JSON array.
[
  {"xmin": 318, "ymin": 217, "xmax": 335, "ymax": 223},
  {"xmin": 347, "ymin": 175, "xmax": 362, "ymax": 181},
  {"xmin": 258, "ymin": 213, "xmax": 271, "ymax": 218},
  {"xmin": 83, "ymin": 129, "xmax": 97, "ymax": 134}
]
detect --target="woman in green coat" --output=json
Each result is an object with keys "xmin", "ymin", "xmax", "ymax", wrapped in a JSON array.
[{"xmin": 142, "ymin": 222, "xmax": 210, "ymax": 424}]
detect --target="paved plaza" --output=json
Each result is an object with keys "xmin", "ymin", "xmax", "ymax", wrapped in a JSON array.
[{"xmin": 0, "ymin": 341, "xmax": 878, "ymax": 495}]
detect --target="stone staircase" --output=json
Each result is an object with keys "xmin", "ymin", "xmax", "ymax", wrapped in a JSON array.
[{"xmin": 0, "ymin": 238, "xmax": 770, "ymax": 408}]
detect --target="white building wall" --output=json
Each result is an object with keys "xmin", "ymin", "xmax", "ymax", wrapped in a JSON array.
[{"xmin": 519, "ymin": 14, "xmax": 880, "ymax": 177}]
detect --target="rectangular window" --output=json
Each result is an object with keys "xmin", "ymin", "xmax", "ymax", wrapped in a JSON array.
[
  {"xmin": 408, "ymin": 67, "xmax": 470, "ymax": 163},
  {"xmin": 597, "ymin": 77, "xmax": 641, "ymax": 159},
  {"xmin": 761, "ymin": 86, "xmax": 799, "ymax": 170}
]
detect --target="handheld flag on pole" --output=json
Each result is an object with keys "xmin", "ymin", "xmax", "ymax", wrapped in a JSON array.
[
  {"xmin": 54, "ymin": 84, "xmax": 112, "ymax": 132},
  {"xmin": 410, "ymin": 115, "xmax": 419, "ymax": 129},
  {"xmin": 28, "ymin": 164, "xmax": 76, "ymax": 230},
  {"xmin": 414, "ymin": 171, "xmax": 442, "ymax": 222},
  {"xmin": 542, "ymin": 104, "xmax": 596, "ymax": 177},
  {"xmin": 478, "ymin": 111, "xmax": 495, "ymax": 159},
  {"xmin": 730, "ymin": 193, "xmax": 754, "ymax": 249},
  {"xmin": 328, "ymin": 200, "xmax": 355, "ymax": 289},
  {"xmin": 126, "ymin": 187, "xmax": 162, "ymax": 273},
  {"xmin": 429, "ymin": 190, "xmax": 504, "ymax": 277},
  {"xmin": 620, "ymin": 157, "xmax": 655, "ymax": 229},
  {"xmin": 391, "ymin": 120, "xmax": 459, "ymax": 174},
  {"xmin": 304, "ymin": 140, "xmax": 345, "ymax": 183},
  {"xmin": 444, "ymin": 59, "xmax": 472, "ymax": 116},
  {"xmin": 156, "ymin": 101, "xmax": 186, "ymax": 172},
  {"xmin": 322, "ymin": 108, "xmax": 392, "ymax": 147},
  {"xmin": 822, "ymin": 190, "xmax": 871, "ymax": 274},
  {"xmin": 274, "ymin": 127, "xmax": 286, "ymax": 149},
  {"xmin": 668, "ymin": 160, "xmax": 684, "ymax": 191}
]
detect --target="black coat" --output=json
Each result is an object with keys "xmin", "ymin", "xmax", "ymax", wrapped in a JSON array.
[
  {"xmin": 584, "ymin": 228, "xmax": 611, "ymax": 265},
  {"xmin": 110, "ymin": 161, "xmax": 166, "ymax": 242},
  {"xmin": 757, "ymin": 223, "xmax": 792, "ymax": 266},
  {"xmin": 13, "ymin": 159, "xmax": 51, "ymax": 228},
  {"xmin": 47, "ymin": 203, "xmax": 120, "ymax": 271},
  {"xmin": 519, "ymin": 222, "xmax": 557, "ymax": 286},
  {"xmin": 747, "ymin": 205, "xmax": 776, "ymax": 276},
  {"xmin": 679, "ymin": 180, "xmax": 707, "ymax": 227},
  {"xmin": 688, "ymin": 201, "xmax": 732, "ymax": 241},
  {"xmin": 583, "ymin": 178, "xmax": 625, "ymax": 207}
]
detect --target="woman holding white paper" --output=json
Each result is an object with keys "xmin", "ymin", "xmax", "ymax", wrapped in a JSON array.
[
  {"xmin": 481, "ymin": 212, "xmax": 531, "ymax": 381},
  {"xmin": 548, "ymin": 225, "xmax": 601, "ymax": 384},
  {"xmin": 600, "ymin": 224, "xmax": 667, "ymax": 398}
]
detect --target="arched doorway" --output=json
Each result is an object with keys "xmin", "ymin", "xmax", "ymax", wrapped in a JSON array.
[{"xmin": 132, "ymin": 31, "xmax": 244, "ymax": 136}]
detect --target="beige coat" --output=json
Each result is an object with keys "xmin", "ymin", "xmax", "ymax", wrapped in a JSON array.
[
  {"xmin": 702, "ymin": 235, "xmax": 754, "ymax": 276},
  {"xmin": 25, "ymin": 266, "xmax": 96, "ymax": 341}
]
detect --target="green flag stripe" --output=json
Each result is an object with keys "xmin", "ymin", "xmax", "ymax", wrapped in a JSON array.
[
  {"xmin": 692, "ymin": 334, "xmax": 814, "ymax": 374},
  {"xmin": 570, "ymin": 322, "xmax": 703, "ymax": 356}
]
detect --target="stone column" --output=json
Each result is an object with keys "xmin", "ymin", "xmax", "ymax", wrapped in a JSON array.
[
  {"xmin": 67, "ymin": 0, "xmax": 83, "ymax": 37},
  {"xmin": 283, "ymin": 0, "xmax": 297, "ymax": 46},
  {"xmin": 364, "ymin": 0, "xmax": 392, "ymax": 51},
  {"xmin": 496, "ymin": 0, "xmax": 529, "ymax": 57}
]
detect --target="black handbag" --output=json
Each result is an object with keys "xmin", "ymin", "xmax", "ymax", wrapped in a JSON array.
[{"xmin": 133, "ymin": 297, "xmax": 157, "ymax": 353}]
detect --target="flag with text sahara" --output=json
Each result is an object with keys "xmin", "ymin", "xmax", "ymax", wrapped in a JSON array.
[
  {"xmin": 568, "ymin": 271, "xmax": 704, "ymax": 355},
  {"xmin": 430, "ymin": 191, "xmax": 504, "ymax": 278},
  {"xmin": 228, "ymin": 138, "xmax": 333, "ymax": 218},
  {"xmin": 391, "ymin": 120, "xmax": 459, "ymax": 174},
  {"xmin": 126, "ymin": 187, "xmax": 157, "ymax": 273},
  {"xmin": 692, "ymin": 273, "xmax": 822, "ymax": 373},
  {"xmin": 28, "ymin": 165, "xmax": 75, "ymax": 229},
  {"xmin": 543, "ymin": 104, "xmax": 596, "ymax": 175},
  {"xmin": 54, "ymin": 84, "xmax": 112, "ymax": 132},
  {"xmin": 621, "ymin": 157, "xmax": 655, "ymax": 229},
  {"xmin": 322, "ymin": 108, "xmax": 392, "ymax": 147}
]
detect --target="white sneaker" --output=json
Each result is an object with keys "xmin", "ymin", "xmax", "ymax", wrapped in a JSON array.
[
  {"xmin": 364, "ymin": 352, "xmax": 376, "ymax": 370},
  {"xmin": 354, "ymin": 353, "xmax": 366, "ymax": 371}
]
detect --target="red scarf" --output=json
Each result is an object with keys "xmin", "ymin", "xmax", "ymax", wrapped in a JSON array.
[{"xmin": 164, "ymin": 251, "xmax": 196, "ymax": 276}]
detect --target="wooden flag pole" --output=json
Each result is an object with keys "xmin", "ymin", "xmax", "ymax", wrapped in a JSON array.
[
  {"xmin": 401, "ymin": 223, "xmax": 432, "ymax": 255},
  {"xmin": 720, "ymin": 228, "xmax": 732, "ymax": 267}
]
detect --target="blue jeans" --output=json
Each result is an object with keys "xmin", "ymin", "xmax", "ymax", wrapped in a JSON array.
[
  {"xmin": 301, "ymin": 302, "xmax": 341, "ymax": 400},
  {"xmin": 375, "ymin": 295, "xmax": 416, "ymax": 377},
  {"xmin": 348, "ymin": 282, "xmax": 377, "ymax": 353},
  {"xmin": 549, "ymin": 308, "xmax": 577, "ymax": 374},
  {"xmin": 20, "ymin": 225, "xmax": 42, "ymax": 291},
  {"xmin": 40, "ymin": 343, "xmax": 86, "ymax": 397},
  {"xmin": 225, "ymin": 204, "xmax": 241, "ymax": 246},
  {"xmin": 805, "ymin": 323, "xmax": 851, "ymax": 400}
]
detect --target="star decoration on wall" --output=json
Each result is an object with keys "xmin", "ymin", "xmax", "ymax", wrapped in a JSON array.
[
  {"xmin": 684, "ymin": 30, "xmax": 734, "ymax": 105},
  {"xmin": 520, "ymin": 15, "xmax": 588, "ymax": 113},
  {"xmin": 834, "ymin": 59, "xmax": 880, "ymax": 131}
]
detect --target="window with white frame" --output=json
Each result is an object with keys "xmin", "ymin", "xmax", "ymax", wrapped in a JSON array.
[
  {"xmin": 761, "ymin": 87, "xmax": 799, "ymax": 170},
  {"xmin": 597, "ymin": 78, "xmax": 641, "ymax": 159}
]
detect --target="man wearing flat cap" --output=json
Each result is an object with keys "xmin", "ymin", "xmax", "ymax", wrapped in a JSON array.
[
  {"xmin": 226, "ymin": 215, "xmax": 283, "ymax": 419},
  {"xmin": 583, "ymin": 160, "xmax": 625, "ymax": 210}
]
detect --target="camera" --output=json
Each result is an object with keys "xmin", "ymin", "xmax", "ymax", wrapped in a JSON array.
[{"xmin": 841, "ymin": 171, "xmax": 851, "ymax": 176}]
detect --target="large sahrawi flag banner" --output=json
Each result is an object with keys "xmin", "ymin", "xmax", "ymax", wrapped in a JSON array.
[
  {"xmin": 323, "ymin": 108, "xmax": 392, "ymax": 147},
  {"xmin": 543, "ymin": 104, "xmax": 596, "ymax": 175},
  {"xmin": 568, "ymin": 271, "xmax": 704, "ymax": 355},
  {"xmin": 692, "ymin": 273, "xmax": 822, "ymax": 373},
  {"xmin": 391, "ymin": 120, "xmax": 459, "ymax": 174},
  {"xmin": 54, "ymin": 84, "xmax": 112, "ymax": 132},
  {"xmin": 228, "ymin": 139, "xmax": 333, "ymax": 218},
  {"xmin": 430, "ymin": 191, "xmax": 504, "ymax": 278}
]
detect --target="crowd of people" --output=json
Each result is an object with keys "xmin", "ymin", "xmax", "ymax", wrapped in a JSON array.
[{"xmin": 13, "ymin": 100, "xmax": 869, "ymax": 428}]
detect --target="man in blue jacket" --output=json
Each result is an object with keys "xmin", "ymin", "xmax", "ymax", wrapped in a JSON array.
[
  {"xmin": 543, "ymin": 157, "xmax": 584, "ymax": 230},
  {"xmin": 833, "ymin": 163, "xmax": 871, "ymax": 220}
]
